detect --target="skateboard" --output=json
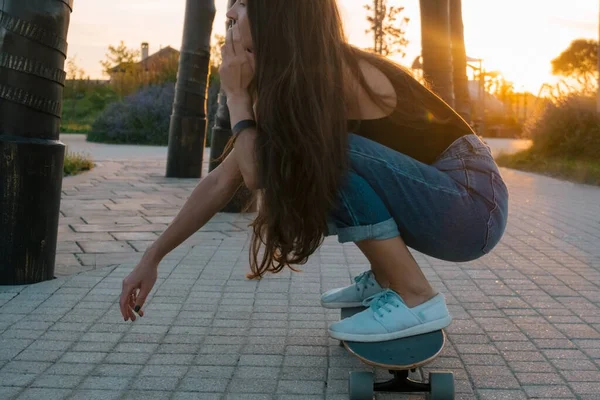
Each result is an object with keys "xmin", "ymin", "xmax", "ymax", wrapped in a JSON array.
[{"xmin": 339, "ymin": 306, "xmax": 455, "ymax": 400}]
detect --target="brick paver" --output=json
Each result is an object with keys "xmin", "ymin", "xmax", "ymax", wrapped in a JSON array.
[{"xmin": 1, "ymin": 148, "xmax": 600, "ymax": 399}]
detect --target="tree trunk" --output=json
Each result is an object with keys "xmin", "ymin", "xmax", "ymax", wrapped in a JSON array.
[
  {"xmin": 375, "ymin": 0, "xmax": 383, "ymax": 54},
  {"xmin": 419, "ymin": 0, "xmax": 454, "ymax": 106},
  {"xmin": 449, "ymin": 0, "xmax": 471, "ymax": 121},
  {"xmin": 166, "ymin": 0, "xmax": 216, "ymax": 178},
  {"xmin": 0, "ymin": 0, "xmax": 73, "ymax": 284},
  {"xmin": 209, "ymin": 0, "xmax": 254, "ymax": 213}
]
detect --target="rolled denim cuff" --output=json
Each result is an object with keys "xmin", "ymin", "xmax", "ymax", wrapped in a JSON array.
[{"xmin": 326, "ymin": 218, "xmax": 400, "ymax": 243}]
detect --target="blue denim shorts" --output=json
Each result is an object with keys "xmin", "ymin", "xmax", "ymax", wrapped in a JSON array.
[{"xmin": 326, "ymin": 133, "xmax": 509, "ymax": 262}]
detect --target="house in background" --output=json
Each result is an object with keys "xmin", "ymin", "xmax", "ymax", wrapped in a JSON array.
[
  {"xmin": 108, "ymin": 42, "xmax": 180, "ymax": 83},
  {"xmin": 107, "ymin": 43, "xmax": 181, "ymax": 97}
]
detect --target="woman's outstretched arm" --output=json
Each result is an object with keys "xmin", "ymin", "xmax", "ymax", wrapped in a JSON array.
[
  {"xmin": 147, "ymin": 92, "xmax": 260, "ymax": 263},
  {"xmin": 143, "ymin": 150, "xmax": 244, "ymax": 264},
  {"xmin": 120, "ymin": 151, "xmax": 247, "ymax": 321}
]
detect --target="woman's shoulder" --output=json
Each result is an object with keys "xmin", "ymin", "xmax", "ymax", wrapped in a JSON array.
[{"xmin": 345, "ymin": 58, "xmax": 398, "ymax": 120}]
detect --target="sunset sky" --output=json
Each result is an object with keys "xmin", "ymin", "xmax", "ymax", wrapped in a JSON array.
[{"xmin": 66, "ymin": 0, "xmax": 598, "ymax": 95}]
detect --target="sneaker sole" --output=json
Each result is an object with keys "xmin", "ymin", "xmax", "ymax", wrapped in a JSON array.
[
  {"xmin": 320, "ymin": 300, "xmax": 364, "ymax": 309},
  {"xmin": 328, "ymin": 316, "xmax": 453, "ymax": 342}
]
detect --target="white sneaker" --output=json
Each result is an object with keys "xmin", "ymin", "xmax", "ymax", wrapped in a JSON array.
[{"xmin": 328, "ymin": 289, "xmax": 452, "ymax": 342}]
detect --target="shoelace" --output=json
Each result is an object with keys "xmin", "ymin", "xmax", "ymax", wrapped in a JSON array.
[
  {"xmin": 353, "ymin": 271, "xmax": 376, "ymax": 295},
  {"xmin": 363, "ymin": 289, "xmax": 402, "ymax": 318}
]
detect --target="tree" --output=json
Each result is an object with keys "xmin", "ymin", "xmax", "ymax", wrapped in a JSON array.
[
  {"xmin": 364, "ymin": 0, "xmax": 410, "ymax": 58},
  {"xmin": 100, "ymin": 41, "xmax": 142, "ymax": 99},
  {"xmin": 206, "ymin": 34, "xmax": 225, "ymax": 146},
  {"xmin": 449, "ymin": 0, "xmax": 470, "ymax": 121},
  {"xmin": 66, "ymin": 57, "xmax": 86, "ymax": 81},
  {"xmin": 100, "ymin": 40, "xmax": 140, "ymax": 76},
  {"xmin": 419, "ymin": 0, "xmax": 454, "ymax": 106},
  {"xmin": 65, "ymin": 56, "xmax": 88, "ymax": 99},
  {"xmin": 551, "ymin": 38, "xmax": 598, "ymax": 94},
  {"xmin": 210, "ymin": 34, "xmax": 226, "ymax": 70}
]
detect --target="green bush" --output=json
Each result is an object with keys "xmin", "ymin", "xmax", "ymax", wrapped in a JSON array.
[
  {"xmin": 61, "ymin": 85, "xmax": 118, "ymax": 133},
  {"xmin": 524, "ymin": 95, "xmax": 600, "ymax": 160}
]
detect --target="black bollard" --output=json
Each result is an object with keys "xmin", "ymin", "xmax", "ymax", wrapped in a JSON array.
[
  {"xmin": 0, "ymin": 0, "xmax": 73, "ymax": 285},
  {"xmin": 208, "ymin": 92, "xmax": 254, "ymax": 213},
  {"xmin": 165, "ymin": 0, "xmax": 216, "ymax": 178}
]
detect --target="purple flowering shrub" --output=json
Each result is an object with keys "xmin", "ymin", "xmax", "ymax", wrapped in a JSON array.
[
  {"xmin": 87, "ymin": 82, "xmax": 175, "ymax": 146},
  {"xmin": 88, "ymin": 83, "xmax": 175, "ymax": 145},
  {"xmin": 89, "ymin": 79, "xmax": 221, "ymax": 146}
]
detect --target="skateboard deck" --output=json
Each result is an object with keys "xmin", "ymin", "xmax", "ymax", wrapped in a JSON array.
[
  {"xmin": 343, "ymin": 329, "xmax": 445, "ymax": 370},
  {"xmin": 340, "ymin": 306, "xmax": 455, "ymax": 400},
  {"xmin": 340, "ymin": 306, "xmax": 445, "ymax": 369}
]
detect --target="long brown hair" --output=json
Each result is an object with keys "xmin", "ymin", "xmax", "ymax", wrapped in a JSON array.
[{"xmin": 243, "ymin": 0, "xmax": 470, "ymax": 279}]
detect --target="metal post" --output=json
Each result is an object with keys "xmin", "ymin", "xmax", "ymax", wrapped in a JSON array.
[
  {"xmin": 479, "ymin": 64, "xmax": 486, "ymax": 135},
  {"xmin": 208, "ymin": 0, "xmax": 254, "ymax": 213},
  {"xmin": 0, "ymin": 0, "xmax": 73, "ymax": 285},
  {"xmin": 166, "ymin": 0, "xmax": 216, "ymax": 178}
]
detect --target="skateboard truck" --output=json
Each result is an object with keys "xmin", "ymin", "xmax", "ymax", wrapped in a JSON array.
[
  {"xmin": 348, "ymin": 368, "xmax": 454, "ymax": 399},
  {"xmin": 375, "ymin": 368, "xmax": 428, "ymax": 392}
]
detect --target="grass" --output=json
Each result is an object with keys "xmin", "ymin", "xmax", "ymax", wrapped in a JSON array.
[
  {"xmin": 60, "ymin": 97, "xmax": 102, "ymax": 134},
  {"xmin": 61, "ymin": 122, "xmax": 93, "ymax": 133},
  {"xmin": 64, "ymin": 150, "xmax": 94, "ymax": 177},
  {"xmin": 496, "ymin": 149, "xmax": 600, "ymax": 186},
  {"xmin": 60, "ymin": 122, "xmax": 92, "ymax": 133}
]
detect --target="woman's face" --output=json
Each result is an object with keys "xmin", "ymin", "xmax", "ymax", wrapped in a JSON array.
[{"xmin": 226, "ymin": 0, "xmax": 253, "ymax": 53}]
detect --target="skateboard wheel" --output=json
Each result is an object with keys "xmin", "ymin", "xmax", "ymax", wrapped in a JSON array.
[
  {"xmin": 429, "ymin": 372, "xmax": 455, "ymax": 400},
  {"xmin": 348, "ymin": 371, "xmax": 374, "ymax": 400}
]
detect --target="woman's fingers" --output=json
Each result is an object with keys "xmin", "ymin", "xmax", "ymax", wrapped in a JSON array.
[
  {"xmin": 126, "ymin": 290, "xmax": 137, "ymax": 321},
  {"xmin": 231, "ymin": 23, "xmax": 243, "ymax": 56},
  {"xmin": 134, "ymin": 283, "xmax": 151, "ymax": 316},
  {"xmin": 129, "ymin": 292, "xmax": 138, "ymax": 321},
  {"xmin": 120, "ymin": 284, "xmax": 145, "ymax": 322},
  {"xmin": 246, "ymin": 51, "xmax": 255, "ymax": 73},
  {"xmin": 120, "ymin": 280, "xmax": 142, "ymax": 321},
  {"xmin": 119, "ymin": 282, "xmax": 134, "ymax": 321},
  {"xmin": 225, "ymin": 24, "xmax": 235, "ymax": 56}
]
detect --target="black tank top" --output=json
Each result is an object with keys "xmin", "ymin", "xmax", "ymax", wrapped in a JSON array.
[{"xmin": 346, "ymin": 78, "xmax": 475, "ymax": 165}]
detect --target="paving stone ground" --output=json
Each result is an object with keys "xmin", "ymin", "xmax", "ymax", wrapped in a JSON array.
[{"xmin": 1, "ymin": 148, "xmax": 600, "ymax": 399}]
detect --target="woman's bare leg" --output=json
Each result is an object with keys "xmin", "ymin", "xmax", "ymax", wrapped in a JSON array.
[{"xmin": 356, "ymin": 236, "xmax": 436, "ymax": 308}]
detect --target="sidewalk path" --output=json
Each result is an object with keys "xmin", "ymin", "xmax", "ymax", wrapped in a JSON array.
[
  {"xmin": 59, "ymin": 134, "xmax": 533, "ymax": 161},
  {"xmin": 1, "ymin": 141, "xmax": 599, "ymax": 399}
]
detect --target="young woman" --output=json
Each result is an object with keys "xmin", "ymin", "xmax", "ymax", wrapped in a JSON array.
[{"xmin": 119, "ymin": 0, "xmax": 509, "ymax": 343}]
